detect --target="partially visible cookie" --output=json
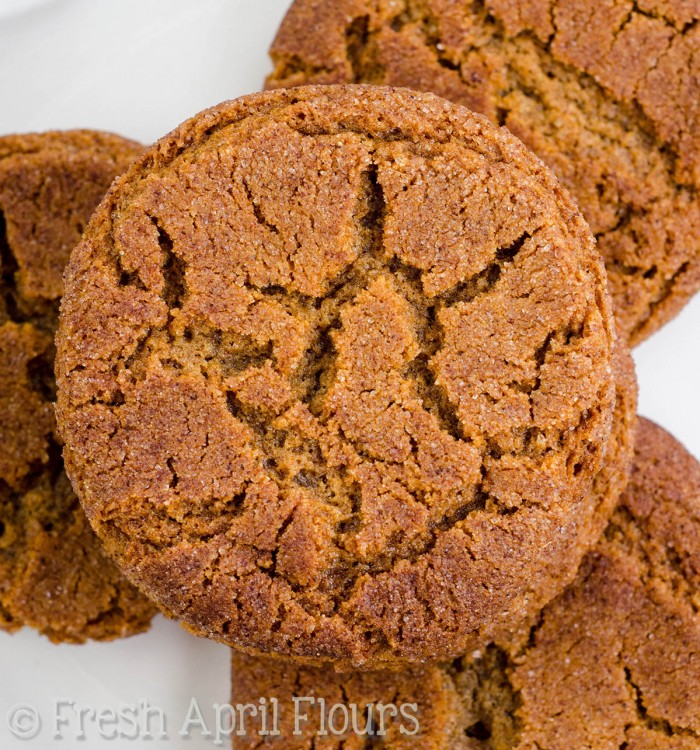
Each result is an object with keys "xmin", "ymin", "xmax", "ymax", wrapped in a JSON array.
[
  {"xmin": 231, "ymin": 653, "xmax": 461, "ymax": 749},
  {"xmin": 268, "ymin": 0, "xmax": 700, "ymax": 346},
  {"xmin": 0, "ymin": 131, "xmax": 157, "ymax": 642},
  {"xmin": 230, "ymin": 419, "xmax": 699, "ymax": 748},
  {"xmin": 56, "ymin": 86, "xmax": 620, "ymax": 667},
  {"xmin": 506, "ymin": 417, "xmax": 700, "ymax": 748}
]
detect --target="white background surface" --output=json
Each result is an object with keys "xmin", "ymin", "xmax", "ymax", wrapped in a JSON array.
[{"xmin": 0, "ymin": 0, "xmax": 698, "ymax": 747}]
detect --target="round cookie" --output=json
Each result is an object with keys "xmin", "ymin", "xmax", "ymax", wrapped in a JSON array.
[
  {"xmin": 0, "ymin": 131, "xmax": 157, "ymax": 642},
  {"xmin": 268, "ymin": 0, "xmax": 700, "ymax": 346},
  {"xmin": 230, "ymin": 419, "xmax": 699, "ymax": 749},
  {"xmin": 56, "ymin": 86, "xmax": 618, "ymax": 667}
]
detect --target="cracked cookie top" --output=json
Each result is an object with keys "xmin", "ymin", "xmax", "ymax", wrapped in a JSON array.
[
  {"xmin": 268, "ymin": 0, "xmax": 700, "ymax": 346},
  {"xmin": 506, "ymin": 417, "xmax": 700, "ymax": 748},
  {"xmin": 230, "ymin": 418, "xmax": 698, "ymax": 750},
  {"xmin": 0, "ymin": 130, "xmax": 157, "ymax": 642},
  {"xmin": 56, "ymin": 86, "xmax": 617, "ymax": 667}
]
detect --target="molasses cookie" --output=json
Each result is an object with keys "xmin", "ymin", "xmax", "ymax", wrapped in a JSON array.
[
  {"xmin": 230, "ymin": 418, "xmax": 699, "ymax": 749},
  {"xmin": 57, "ymin": 86, "xmax": 618, "ymax": 667},
  {"xmin": 0, "ymin": 131, "xmax": 157, "ymax": 642},
  {"xmin": 268, "ymin": 0, "xmax": 700, "ymax": 346}
]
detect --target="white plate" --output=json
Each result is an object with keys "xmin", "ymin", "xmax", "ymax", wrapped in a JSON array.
[{"xmin": 0, "ymin": 1, "xmax": 698, "ymax": 747}]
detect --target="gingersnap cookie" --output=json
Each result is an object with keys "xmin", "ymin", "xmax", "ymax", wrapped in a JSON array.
[
  {"xmin": 0, "ymin": 131, "xmax": 157, "ymax": 642},
  {"xmin": 230, "ymin": 418, "xmax": 699, "ymax": 749},
  {"xmin": 56, "ymin": 86, "xmax": 619, "ymax": 667},
  {"xmin": 231, "ymin": 652, "xmax": 459, "ymax": 748},
  {"xmin": 268, "ymin": 0, "xmax": 700, "ymax": 346}
]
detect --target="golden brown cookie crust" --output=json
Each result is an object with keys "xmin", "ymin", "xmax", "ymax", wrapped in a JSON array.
[
  {"xmin": 488, "ymin": 332, "xmax": 638, "ymax": 650},
  {"xmin": 228, "ymin": 337, "xmax": 637, "ymax": 750},
  {"xmin": 56, "ymin": 86, "xmax": 617, "ymax": 667},
  {"xmin": 0, "ymin": 130, "xmax": 157, "ymax": 643},
  {"xmin": 230, "ymin": 419, "xmax": 699, "ymax": 749},
  {"xmin": 268, "ymin": 0, "xmax": 700, "ymax": 346}
]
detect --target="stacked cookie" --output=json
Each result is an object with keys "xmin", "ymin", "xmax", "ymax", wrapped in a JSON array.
[
  {"xmin": 0, "ymin": 2, "xmax": 698, "ymax": 748},
  {"xmin": 55, "ymin": 87, "xmax": 631, "ymax": 670},
  {"xmin": 268, "ymin": 0, "xmax": 700, "ymax": 347}
]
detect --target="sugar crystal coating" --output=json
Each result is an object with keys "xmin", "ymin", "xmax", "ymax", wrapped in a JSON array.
[{"xmin": 56, "ymin": 86, "xmax": 618, "ymax": 666}]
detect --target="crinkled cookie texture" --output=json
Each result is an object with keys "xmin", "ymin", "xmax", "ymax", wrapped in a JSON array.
[
  {"xmin": 0, "ymin": 131, "xmax": 157, "ymax": 643},
  {"xmin": 268, "ymin": 0, "xmax": 700, "ymax": 346},
  {"xmin": 229, "ymin": 336, "xmax": 637, "ymax": 748},
  {"xmin": 56, "ymin": 86, "xmax": 618, "ymax": 667},
  {"xmin": 231, "ymin": 419, "xmax": 699, "ymax": 750}
]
